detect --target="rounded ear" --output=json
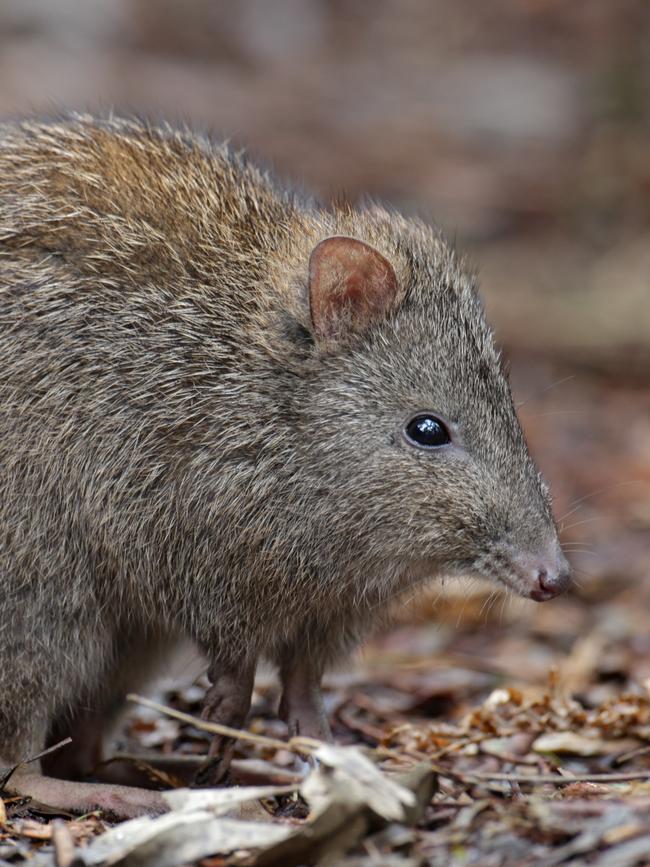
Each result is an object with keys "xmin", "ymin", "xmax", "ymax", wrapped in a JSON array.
[{"xmin": 308, "ymin": 236, "xmax": 402, "ymax": 340}]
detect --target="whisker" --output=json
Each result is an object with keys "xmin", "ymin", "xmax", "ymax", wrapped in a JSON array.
[
  {"xmin": 560, "ymin": 516, "xmax": 601, "ymax": 533},
  {"xmin": 562, "ymin": 545, "xmax": 598, "ymax": 553},
  {"xmin": 498, "ymin": 590, "xmax": 510, "ymax": 625},
  {"xmin": 558, "ymin": 481, "xmax": 643, "ymax": 522},
  {"xmin": 455, "ymin": 590, "xmax": 472, "ymax": 628},
  {"xmin": 482, "ymin": 590, "xmax": 501, "ymax": 622},
  {"xmin": 521, "ymin": 410, "xmax": 586, "ymax": 419},
  {"xmin": 516, "ymin": 374, "xmax": 576, "ymax": 409},
  {"xmin": 478, "ymin": 590, "xmax": 495, "ymax": 620}
]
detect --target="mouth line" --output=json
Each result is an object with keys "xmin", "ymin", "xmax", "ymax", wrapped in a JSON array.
[
  {"xmin": 405, "ymin": 553, "xmax": 566, "ymax": 603},
  {"xmin": 492, "ymin": 565, "xmax": 563, "ymax": 603},
  {"xmin": 474, "ymin": 563, "xmax": 543, "ymax": 601},
  {"xmin": 489, "ymin": 572, "xmax": 529, "ymax": 597}
]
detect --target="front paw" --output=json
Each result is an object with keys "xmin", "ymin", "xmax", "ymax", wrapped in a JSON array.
[
  {"xmin": 192, "ymin": 750, "xmax": 231, "ymax": 787},
  {"xmin": 194, "ymin": 663, "xmax": 255, "ymax": 787}
]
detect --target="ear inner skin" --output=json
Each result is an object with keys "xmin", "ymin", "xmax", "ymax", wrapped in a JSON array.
[{"xmin": 308, "ymin": 235, "xmax": 401, "ymax": 339}]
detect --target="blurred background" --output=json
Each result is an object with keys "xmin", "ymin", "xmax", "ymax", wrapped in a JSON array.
[{"xmin": 1, "ymin": 0, "xmax": 649, "ymax": 700}]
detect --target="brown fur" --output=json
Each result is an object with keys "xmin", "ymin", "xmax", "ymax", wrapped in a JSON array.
[{"xmin": 0, "ymin": 115, "xmax": 567, "ymax": 807}]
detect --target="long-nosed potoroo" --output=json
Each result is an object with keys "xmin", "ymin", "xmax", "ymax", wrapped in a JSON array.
[{"xmin": 0, "ymin": 116, "xmax": 570, "ymax": 818}]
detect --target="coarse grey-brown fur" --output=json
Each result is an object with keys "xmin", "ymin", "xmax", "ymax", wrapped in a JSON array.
[{"xmin": 0, "ymin": 115, "xmax": 562, "ymax": 790}]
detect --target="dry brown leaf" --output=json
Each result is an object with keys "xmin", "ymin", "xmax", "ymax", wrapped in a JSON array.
[{"xmin": 533, "ymin": 732, "xmax": 641, "ymax": 757}]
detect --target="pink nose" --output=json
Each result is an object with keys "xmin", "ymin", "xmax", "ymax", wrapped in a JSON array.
[
  {"xmin": 529, "ymin": 563, "xmax": 571, "ymax": 601},
  {"xmin": 513, "ymin": 545, "xmax": 571, "ymax": 602}
]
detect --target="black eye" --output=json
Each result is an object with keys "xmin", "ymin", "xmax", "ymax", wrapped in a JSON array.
[{"xmin": 405, "ymin": 414, "xmax": 451, "ymax": 448}]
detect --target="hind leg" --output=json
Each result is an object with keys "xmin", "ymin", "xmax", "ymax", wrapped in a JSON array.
[
  {"xmin": 2, "ymin": 766, "xmax": 166, "ymax": 819},
  {"xmin": 1, "ymin": 709, "xmax": 166, "ymax": 820},
  {"xmin": 1, "ymin": 631, "xmax": 174, "ymax": 818},
  {"xmin": 42, "ymin": 707, "xmax": 107, "ymax": 782},
  {"xmin": 43, "ymin": 632, "xmax": 175, "ymax": 782}
]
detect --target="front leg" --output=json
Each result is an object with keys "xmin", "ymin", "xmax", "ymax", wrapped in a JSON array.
[
  {"xmin": 279, "ymin": 655, "xmax": 331, "ymax": 742},
  {"xmin": 195, "ymin": 656, "xmax": 256, "ymax": 786}
]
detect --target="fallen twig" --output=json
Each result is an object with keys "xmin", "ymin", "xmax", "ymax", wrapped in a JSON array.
[
  {"xmin": 437, "ymin": 767, "xmax": 650, "ymax": 785},
  {"xmin": 614, "ymin": 743, "xmax": 650, "ymax": 766},
  {"xmin": 0, "ymin": 738, "xmax": 73, "ymax": 790},
  {"xmin": 127, "ymin": 693, "xmax": 323, "ymax": 754}
]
